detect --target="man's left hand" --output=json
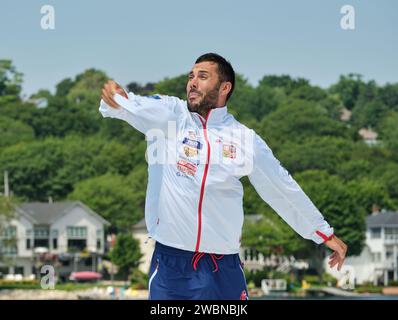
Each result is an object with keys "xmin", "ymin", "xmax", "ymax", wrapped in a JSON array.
[{"xmin": 324, "ymin": 235, "xmax": 348, "ymax": 271}]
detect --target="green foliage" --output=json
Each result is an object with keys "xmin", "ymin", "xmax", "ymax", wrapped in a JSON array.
[
  {"xmin": 329, "ymin": 73, "xmax": 365, "ymax": 110},
  {"xmin": 130, "ymin": 268, "xmax": 149, "ymax": 289},
  {"xmin": 0, "ymin": 116, "xmax": 35, "ymax": 147},
  {"xmin": 257, "ymin": 99, "xmax": 350, "ymax": 148},
  {"xmin": 277, "ymin": 137, "xmax": 354, "ymax": 175},
  {"xmin": 68, "ymin": 166, "xmax": 147, "ymax": 231},
  {"xmin": 109, "ymin": 233, "xmax": 143, "ymax": 279},
  {"xmin": 0, "ymin": 59, "xmax": 23, "ymax": 99},
  {"xmin": 379, "ymin": 112, "xmax": 398, "ymax": 156},
  {"xmin": 294, "ymin": 170, "xmax": 367, "ymax": 256},
  {"xmin": 154, "ymin": 74, "xmax": 187, "ymax": 99}
]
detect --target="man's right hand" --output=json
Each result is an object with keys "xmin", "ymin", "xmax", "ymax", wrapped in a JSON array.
[{"xmin": 101, "ymin": 80, "xmax": 128, "ymax": 109}]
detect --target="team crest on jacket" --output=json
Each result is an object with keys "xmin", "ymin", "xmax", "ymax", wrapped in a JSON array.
[{"xmin": 222, "ymin": 143, "xmax": 237, "ymax": 159}]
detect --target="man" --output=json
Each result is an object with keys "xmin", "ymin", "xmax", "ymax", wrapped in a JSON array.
[{"xmin": 100, "ymin": 53, "xmax": 347, "ymax": 300}]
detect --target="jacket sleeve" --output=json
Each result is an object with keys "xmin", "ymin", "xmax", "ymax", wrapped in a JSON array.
[
  {"xmin": 99, "ymin": 91, "xmax": 187, "ymax": 135},
  {"xmin": 247, "ymin": 132, "xmax": 334, "ymax": 244}
]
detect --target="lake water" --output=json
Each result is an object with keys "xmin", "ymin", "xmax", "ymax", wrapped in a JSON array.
[{"xmin": 255, "ymin": 293, "xmax": 398, "ymax": 300}]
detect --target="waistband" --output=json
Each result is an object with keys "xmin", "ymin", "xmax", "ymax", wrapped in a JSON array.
[{"xmin": 155, "ymin": 241, "xmax": 237, "ymax": 272}]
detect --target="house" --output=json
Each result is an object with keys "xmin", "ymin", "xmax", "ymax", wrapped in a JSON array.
[
  {"xmin": 324, "ymin": 209, "xmax": 398, "ymax": 286},
  {"xmin": 358, "ymin": 127, "xmax": 378, "ymax": 146},
  {"xmin": 132, "ymin": 218, "xmax": 155, "ymax": 274},
  {"xmin": 0, "ymin": 201, "xmax": 110, "ymax": 281}
]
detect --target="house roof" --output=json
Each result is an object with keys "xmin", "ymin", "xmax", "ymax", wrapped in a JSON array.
[
  {"xmin": 132, "ymin": 218, "xmax": 147, "ymax": 230},
  {"xmin": 367, "ymin": 211, "xmax": 398, "ymax": 227},
  {"xmin": 358, "ymin": 128, "xmax": 378, "ymax": 140},
  {"xmin": 17, "ymin": 201, "xmax": 110, "ymax": 226}
]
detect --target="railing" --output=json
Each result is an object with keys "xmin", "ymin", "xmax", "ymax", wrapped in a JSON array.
[{"xmin": 384, "ymin": 235, "xmax": 398, "ymax": 244}]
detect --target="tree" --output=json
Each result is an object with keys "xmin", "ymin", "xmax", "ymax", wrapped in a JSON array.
[
  {"xmin": 276, "ymin": 137, "xmax": 354, "ymax": 175},
  {"xmin": 0, "ymin": 116, "xmax": 35, "ymax": 148},
  {"xmin": 242, "ymin": 212, "xmax": 306, "ymax": 257},
  {"xmin": 0, "ymin": 60, "xmax": 23, "ymax": 102},
  {"xmin": 329, "ymin": 73, "xmax": 365, "ymax": 110},
  {"xmin": 371, "ymin": 162, "xmax": 398, "ymax": 208},
  {"xmin": 154, "ymin": 74, "xmax": 187, "ymax": 99},
  {"xmin": 351, "ymin": 99, "xmax": 388, "ymax": 130},
  {"xmin": 68, "ymin": 166, "xmax": 147, "ymax": 231},
  {"xmin": 109, "ymin": 233, "xmax": 142, "ymax": 280},
  {"xmin": 379, "ymin": 112, "xmax": 398, "ymax": 156},
  {"xmin": 256, "ymin": 99, "xmax": 351, "ymax": 148},
  {"xmin": 259, "ymin": 75, "xmax": 309, "ymax": 95},
  {"xmin": 67, "ymin": 68, "xmax": 108, "ymax": 108},
  {"xmin": 294, "ymin": 170, "xmax": 367, "ymax": 280}
]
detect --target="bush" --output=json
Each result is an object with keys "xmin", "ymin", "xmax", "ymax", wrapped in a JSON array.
[
  {"xmin": 355, "ymin": 286, "xmax": 383, "ymax": 294},
  {"xmin": 322, "ymin": 272, "xmax": 338, "ymax": 286},
  {"xmin": 130, "ymin": 269, "xmax": 148, "ymax": 290},
  {"xmin": 0, "ymin": 279, "xmax": 40, "ymax": 289}
]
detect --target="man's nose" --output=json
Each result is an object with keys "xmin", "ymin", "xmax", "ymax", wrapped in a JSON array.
[{"xmin": 189, "ymin": 77, "xmax": 198, "ymax": 89}]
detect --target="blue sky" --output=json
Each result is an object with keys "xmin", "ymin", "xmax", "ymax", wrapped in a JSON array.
[{"xmin": 1, "ymin": 0, "xmax": 397, "ymax": 97}]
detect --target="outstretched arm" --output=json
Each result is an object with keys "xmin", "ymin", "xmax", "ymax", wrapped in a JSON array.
[
  {"xmin": 99, "ymin": 80, "xmax": 187, "ymax": 135},
  {"xmin": 248, "ymin": 132, "xmax": 348, "ymax": 270}
]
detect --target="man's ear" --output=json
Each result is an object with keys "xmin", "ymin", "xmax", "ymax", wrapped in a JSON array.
[{"xmin": 221, "ymin": 82, "xmax": 232, "ymax": 97}]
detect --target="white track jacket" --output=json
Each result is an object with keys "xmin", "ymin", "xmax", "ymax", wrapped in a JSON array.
[{"xmin": 99, "ymin": 92, "xmax": 334, "ymax": 254}]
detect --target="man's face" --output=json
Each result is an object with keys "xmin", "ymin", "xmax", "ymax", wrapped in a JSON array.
[{"xmin": 186, "ymin": 61, "xmax": 222, "ymax": 115}]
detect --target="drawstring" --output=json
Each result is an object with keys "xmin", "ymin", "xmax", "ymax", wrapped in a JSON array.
[{"xmin": 191, "ymin": 252, "xmax": 224, "ymax": 272}]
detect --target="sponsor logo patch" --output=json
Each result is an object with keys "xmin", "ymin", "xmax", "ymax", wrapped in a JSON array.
[
  {"xmin": 188, "ymin": 130, "xmax": 197, "ymax": 139},
  {"xmin": 183, "ymin": 145, "xmax": 198, "ymax": 157},
  {"xmin": 177, "ymin": 159, "xmax": 197, "ymax": 176},
  {"xmin": 183, "ymin": 137, "xmax": 202, "ymax": 150},
  {"xmin": 222, "ymin": 143, "xmax": 237, "ymax": 159}
]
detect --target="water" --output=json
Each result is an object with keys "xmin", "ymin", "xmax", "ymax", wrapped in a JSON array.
[{"xmin": 255, "ymin": 293, "xmax": 398, "ymax": 300}]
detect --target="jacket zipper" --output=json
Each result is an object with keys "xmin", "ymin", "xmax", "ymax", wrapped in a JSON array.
[{"xmin": 195, "ymin": 110, "xmax": 212, "ymax": 252}]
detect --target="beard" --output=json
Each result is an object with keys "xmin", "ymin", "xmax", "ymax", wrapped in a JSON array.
[{"xmin": 187, "ymin": 82, "xmax": 221, "ymax": 116}]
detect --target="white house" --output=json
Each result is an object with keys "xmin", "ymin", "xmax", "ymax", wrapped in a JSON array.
[
  {"xmin": 324, "ymin": 210, "xmax": 398, "ymax": 286},
  {"xmin": 0, "ymin": 201, "xmax": 110, "ymax": 281}
]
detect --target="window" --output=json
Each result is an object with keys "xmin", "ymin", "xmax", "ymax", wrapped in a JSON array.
[
  {"xmin": 96, "ymin": 229, "xmax": 102, "ymax": 251},
  {"xmin": 67, "ymin": 227, "xmax": 87, "ymax": 239},
  {"xmin": 0, "ymin": 226, "xmax": 17, "ymax": 255},
  {"xmin": 14, "ymin": 266, "xmax": 24, "ymax": 275},
  {"xmin": 26, "ymin": 239, "xmax": 31, "ymax": 250},
  {"xmin": 67, "ymin": 239, "xmax": 87, "ymax": 252},
  {"xmin": 0, "ymin": 226, "xmax": 17, "ymax": 238},
  {"xmin": 67, "ymin": 227, "xmax": 87, "ymax": 252},
  {"xmin": 385, "ymin": 228, "xmax": 398, "ymax": 241},
  {"xmin": 370, "ymin": 228, "xmax": 381, "ymax": 239},
  {"xmin": 34, "ymin": 239, "xmax": 49, "ymax": 248},
  {"xmin": 51, "ymin": 229, "xmax": 58, "ymax": 250},
  {"xmin": 33, "ymin": 226, "xmax": 49, "ymax": 248},
  {"xmin": 34, "ymin": 227, "xmax": 49, "ymax": 238}
]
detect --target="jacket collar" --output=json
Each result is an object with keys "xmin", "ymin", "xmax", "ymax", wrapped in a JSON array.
[{"xmin": 193, "ymin": 106, "xmax": 228, "ymax": 127}]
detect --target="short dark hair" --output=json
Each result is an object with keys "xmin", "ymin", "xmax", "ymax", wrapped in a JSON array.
[{"xmin": 195, "ymin": 53, "xmax": 235, "ymax": 101}]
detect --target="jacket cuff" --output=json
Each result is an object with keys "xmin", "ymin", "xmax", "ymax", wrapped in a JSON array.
[{"xmin": 312, "ymin": 228, "xmax": 334, "ymax": 244}]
